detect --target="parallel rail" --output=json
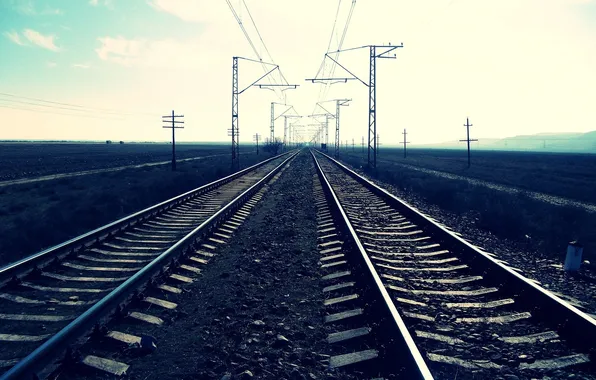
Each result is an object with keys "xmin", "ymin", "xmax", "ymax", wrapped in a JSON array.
[
  {"xmin": 313, "ymin": 151, "xmax": 434, "ymax": 379},
  {"xmin": 0, "ymin": 151, "xmax": 298, "ymax": 380},
  {"xmin": 0, "ymin": 152, "xmax": 290, "ymax": 285},
  {"xmin": 313, "ymin": 149, "xmax": 596, "ymax": 378}
]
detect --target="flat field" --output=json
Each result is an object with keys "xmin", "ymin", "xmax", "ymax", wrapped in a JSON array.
[
  {"xmin": 336, "ymin": 148, "xmax": 596, "ymax": 260},
  {"xmin": 0, "ymin": 143, "xmax": 269, "ymax": 266},
  {"xmin": 0, "ymin": 142, "xmax": 232, "ymax": 181},
  {"xmin": 341, "ymin": 148, "xmax": 596, "ymax": 204}
]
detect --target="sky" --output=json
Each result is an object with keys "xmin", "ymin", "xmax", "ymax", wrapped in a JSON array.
[{"xmin": 1, "ymin": 0, "xmax": 595, "ymax": 146}]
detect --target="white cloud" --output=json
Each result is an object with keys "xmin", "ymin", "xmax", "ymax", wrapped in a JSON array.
[
  {"xmin": 95, "ymin": 36, "xmax": 207, "ymax": 69},
  {"xmin": 72, "ymin": 63, "xmax": 90, "ymax": 69},
  {"xmin": 3, "ymin": 30, "xmax": 26, "ymax": 46},
  {"xmin": 23, "ymin": 29, "xmax": 60, "ymax": 51},
  {"xmin": 47, "ymin": 61, "xmax": 57, "ymax": 68},
  {"xmin": 147, "ymin": 0, "xmax": 226, "ymax": 23},
  {"xmin": 89, "ymin": 0, "xmax": 114, "ymax": 9},
  {"xmin": 8, "ymin": 0, "xmax": 62, "ymax": 15}
]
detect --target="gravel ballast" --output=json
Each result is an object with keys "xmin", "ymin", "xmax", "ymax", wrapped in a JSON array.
[{"xmin": 120, "ymin": 152, "xmax": 350, "ymax": 379}]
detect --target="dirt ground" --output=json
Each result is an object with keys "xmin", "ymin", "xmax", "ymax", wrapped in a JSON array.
[{"xmin": 117, "ymin": 152, "xmax": 350, "ymax": 379}]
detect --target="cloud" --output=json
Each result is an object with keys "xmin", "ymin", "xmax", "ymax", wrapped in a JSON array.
[
  {"xmin": 95, "ymin": 36, "xmax": 209, "ymax": 69},
  {"xmin": 3, "ymin": 30, "xmax": 26, "ymax": 46},
  {"xmin": 95, "ymin": 36, "xmax": 144, "ymax": 66},
  {"xmin": 23, "ymin": 29, "xmax": 60, "ymax": 51},
  {"xmin": 147, "ymin": 0, "xmax": 224, "ymax": 23},
  {"xmin": 47, "ymin": 61, "xmax": 57, "ymax": 68},
  {"xmin": 89, "ymin": 0, "xmax": 114, "ymax": 9},
  {"xmin": 7, "ymin": 0, "xmax": 62, "ymax": 15},
  {"xmin": 72, "ymin": 63, "xmax": 90, "ymax": 69}
]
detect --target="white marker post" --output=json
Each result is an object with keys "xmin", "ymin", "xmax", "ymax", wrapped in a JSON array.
[{"xmin": 564, "ymin": 241, "xmax": 584, "ymax": 272}]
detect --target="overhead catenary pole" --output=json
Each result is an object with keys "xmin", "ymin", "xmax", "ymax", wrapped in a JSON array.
[
  {"xmin": 231, "ymin": 57, "xmax": 240, "ymax": 170},
  {"xmin": 459, "ymin": 117, "xmax": 478, "ymax": 168},
  {"xmin": 369, "ymin": 46, "xmax": 377, "ymax": 167},
  {"xmin": 306, "ymin": 44, "xmax": 403, "ymax": 168},
  {"xmin": 270, "ymin": 102, "xmax": 275, "ymax": 143},
  {"xmin": 230, "ymin": 56, "xmax": 299, "ymax": 171},
  {"xmin": 334, "ymin": 99, "xmax": 351, "ymax": 159},
  {"xmin": 162, "ymin": 110, "xmax": 184, "ymax": 171},
  {"xmin": 282, "ymin": 115, "xmax": 301, "ymax": 151}
]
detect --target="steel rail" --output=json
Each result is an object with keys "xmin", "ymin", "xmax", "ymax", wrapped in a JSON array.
[
  {"xmin": 0, "ymin": 151, "xmax": 292, "ymax": 285},
  {"xmin": 1, "ymin": 150, "xmax": 300, "ymax": 380},
  {"xmin": 314, "ymin": 150, "xmax": 596, "ymax": 354},
  {"xmin": 311, "ymin": 150, "xmax": 434, "ymax": 380}
]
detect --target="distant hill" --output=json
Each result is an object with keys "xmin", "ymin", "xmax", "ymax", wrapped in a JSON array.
[{"xmin": 413, "ymin": 131, "xmax": 596, "ymax": 153}]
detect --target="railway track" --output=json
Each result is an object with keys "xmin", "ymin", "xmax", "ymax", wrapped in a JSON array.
[
  {"xmin": 0, "ymin": 151, "xmax": 297, "ymax": 379},
  {"xmin": 312, "ymin": 150, "xmax": 596, "ymax": 380}
]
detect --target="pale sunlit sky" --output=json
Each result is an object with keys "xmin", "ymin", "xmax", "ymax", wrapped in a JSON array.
[{"xmin": 1, "ymin": 0, "xmax": 595, "ymax": 146}]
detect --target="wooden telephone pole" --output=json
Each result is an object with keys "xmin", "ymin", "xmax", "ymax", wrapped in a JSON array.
[
  {"xmin": 253, "ymin": 133, "xmax": 261, "ymax": 155},
  {"xmin": 162, "ymin": 110, "xmax": 184, "ymax": 171},
  {"xmin": 459, "ymin": 117, "xmax": 477, "ymax": 168},
  {"xmin": 402, "ymin": 128, "xmax": 410, "ymax": 158}
]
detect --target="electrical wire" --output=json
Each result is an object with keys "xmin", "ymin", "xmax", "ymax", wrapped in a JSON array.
[
  {"xmin": 0, "ymin": 104, "xmax": 125, "ymax": 120},
  {"xmin": 226, "ymin": 0, "xmax": 261, "ymax": 61},
  {"xmin": 311, "ymin": 0, "xmax": 343, "ymax": 118},
  {"xmin": 0, "ymin": 92, "xmax": 158, "ymax": 117},
  {"xmin": 324, "ymin": 0, "xmax": 356, "ymax": 100}
]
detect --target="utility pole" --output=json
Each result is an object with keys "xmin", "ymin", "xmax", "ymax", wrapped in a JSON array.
[
  {"xmin": 459, "ymin": 117, "xmax": 478, "ymax": 168},
  {"xmin": 230, "ymin": 57, "xmax": 240, "ymax": 171},
  {"xmin": 361, "ymin": 136, "xmax": 364, "ymax": 154},
  {"xmin": 230, "ymin": 56, "xmax": 298, "ymax": 171},
  {"xmin": 402, "ymin": 128, "xmax": 410, "ymax": 158},
  {"xmin": 376, "ymin": 134, "xmax": 380, "ymax": 157},
  {"xmin": 306, "ymin": 44, "xmax": 403, "ymax": 168},
  {"xmin": 162, "ymin": 110, "xmax": 184, "ymax": 171},
  {"xmin": 270, "ymin": 102, "xmax": 275, "ymax": 144},
  {"xmin": 335, "ymin": 99, "xmax": 351, "ymax": 159},
  {"xmin": 253, "ymin": 133, "xmax": 261, "ymax": 154},
  {"xmin": 352, "ymin": 138, "xmax": 354, "ymax": 152},
  {"xmin": 283, "ymin": 115, "xmax": 301, "ymax": 151}
]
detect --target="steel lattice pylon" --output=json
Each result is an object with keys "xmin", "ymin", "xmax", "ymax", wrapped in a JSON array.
[
  {"xmin": 230, "ymin": 56, "xmax": 298, "ymax": 170},
  {"xmin": 306, "ymin": 43, "xmax": 403, "ymax": 168},
  {"xmin": 335, "ymin": 101, "xmax": 340, "ymax": 158},
  {"xmin": 231, "ymin": 57, "xmax": 240, "ymax": 170},
  {"xmin": 368, "ymin": 46, "xmax": 376, "ymax": 167}
]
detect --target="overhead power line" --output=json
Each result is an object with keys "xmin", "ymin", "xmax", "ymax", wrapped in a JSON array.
[
  {"xmin": 0, "ymin": 92, "xmax": 158, "ymax": 117},
  {"xmin": 227, "ymin": 0, "xmax": 294, "ymax": 102},
  {"xmin": 0, "ymin": 104, "xmax": 124, "ymax": 120}
]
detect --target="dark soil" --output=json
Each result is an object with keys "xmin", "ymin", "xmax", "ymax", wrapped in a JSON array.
[
  {"xmin": 114, "ymin": 152, "xmax": 348, "ymax": 379},
  {"xmin": 342, "ymin": 148, "xmax": 596, "ymax": 204},
  {"xmin": 0, "ymin": 143, "xmax": 231, "ymax": 181}
]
